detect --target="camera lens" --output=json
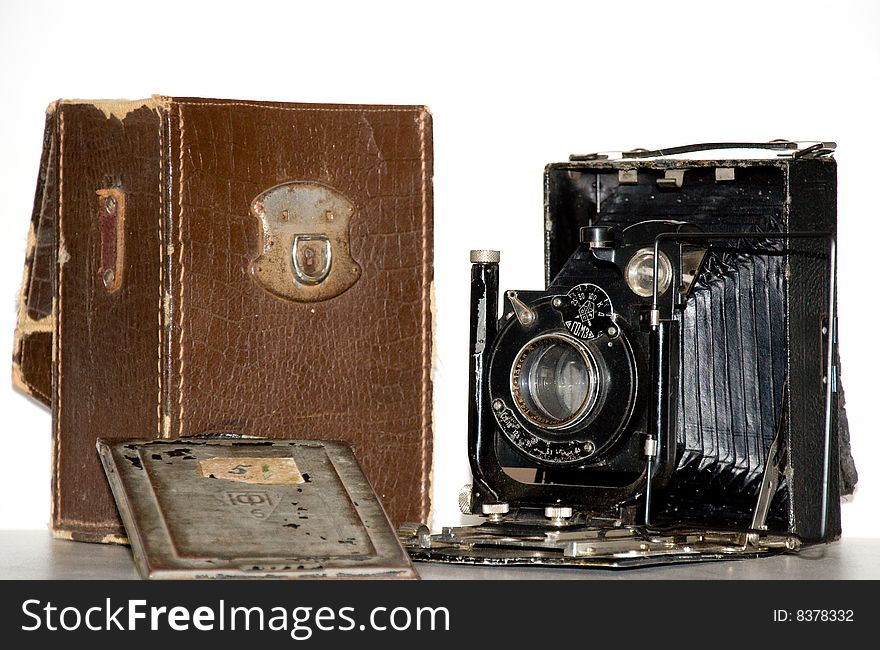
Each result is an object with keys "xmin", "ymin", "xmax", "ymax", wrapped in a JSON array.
[
  {"xmin": 625, "ymin": 247, "xmax": 672, "ymax": 298},
  {"xmin": 511, "ymin": 335, "xmax": 599, "ymax": 429}
]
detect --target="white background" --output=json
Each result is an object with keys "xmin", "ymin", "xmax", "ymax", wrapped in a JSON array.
[{"xmin": 1, "ymin": 0, "xmax": 878, "ymax": 538}]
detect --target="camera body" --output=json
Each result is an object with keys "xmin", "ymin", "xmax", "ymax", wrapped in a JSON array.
[{"xmin": 464, "ymin": 143, "xmax": 853, "ymax": 544}]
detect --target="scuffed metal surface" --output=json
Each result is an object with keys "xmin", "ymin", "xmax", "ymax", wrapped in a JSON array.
[{"xmin": 98, "ymin": 437, "xmax": 417, "ymax": 579}]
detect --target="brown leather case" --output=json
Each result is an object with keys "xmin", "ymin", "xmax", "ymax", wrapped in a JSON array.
[{"xmin": 13, "ymin": 96, "xmax": 434, "ymax": 542}]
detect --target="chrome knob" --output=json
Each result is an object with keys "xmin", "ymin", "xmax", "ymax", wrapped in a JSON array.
[
  {"xmin": 481, "ymin": 502, "xmax": 510, "ymax": 522},
  {"xmin": 458, "ymin": 484, "xmax": 474, "ymax": 515},
  {"xmin": 397, "ymin": 522, "xmax": 432, "ymax": 549},
  {"xmin": 470, "ymin": 249, "xmax": 500, "ymax": 264},
  {"xmin": 545, "ymin": 506, "xmax": 574, "ymax": 526}
]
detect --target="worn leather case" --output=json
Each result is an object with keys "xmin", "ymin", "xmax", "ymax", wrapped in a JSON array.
[{"xmin": 13, "ymin": 96, "xmax": 434, "ymax": 542}]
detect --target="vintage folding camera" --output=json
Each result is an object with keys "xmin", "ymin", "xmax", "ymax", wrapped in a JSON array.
[{"xmin": 403, "ymin": 142, "xmax": 858, "ymax": 567}]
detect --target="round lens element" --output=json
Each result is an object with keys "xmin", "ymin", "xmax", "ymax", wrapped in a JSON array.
[
  {"xmin": 625, "ymin": 248, "xmax": 673, "ymax": 298},
  {"xmin": 511, "ymin": 335, "xmax": 600, "ymax": 429}
]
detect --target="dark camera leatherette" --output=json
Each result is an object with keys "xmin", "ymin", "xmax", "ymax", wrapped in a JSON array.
[
  {"xmin": 13, "ymin": 97, "xmax": 434, "ymax": 542},
  {"xmin": 539, "ymin": 159, "xmax": 849, "ymax": 541}
]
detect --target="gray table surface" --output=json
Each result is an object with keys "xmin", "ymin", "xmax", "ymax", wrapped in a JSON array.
[{"xmin": 0, "ymin": 530, "xmax": 877, "ymax": 580}]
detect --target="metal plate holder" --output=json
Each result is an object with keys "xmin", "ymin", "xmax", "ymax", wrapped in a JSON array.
[
  {"xmin": 250, "ymin": 182, "xmax": 361, "ymax": 302},
  {"xmin": 98, "ymin": 437, "xmax": 416, "ymax": 579}
]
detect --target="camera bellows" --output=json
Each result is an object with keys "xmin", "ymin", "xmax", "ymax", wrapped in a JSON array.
[{"xmin": 671, "ymin": 251, "xmax": 789, "ymax": 527}]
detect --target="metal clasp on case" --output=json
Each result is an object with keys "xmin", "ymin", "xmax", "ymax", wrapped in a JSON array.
[
  {"xmin": 249, "ymin": 182, "xmax": 361, "ymax": 302},
  {"xmin": 292, "ymin": 234, "xmax": 332, "ymax": 285},
  {"xmin": 96, "ymin": 188, "xmax": 125, "ymax": 292}
]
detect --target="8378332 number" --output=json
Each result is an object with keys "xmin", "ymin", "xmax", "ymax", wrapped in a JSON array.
[
  {"xmin": 773, "ymin": 610, "xmax": 854, "ymax": 622},
  {"xmin": 798, "ymin": 610, "xmax": 853, "ymax": 622}
]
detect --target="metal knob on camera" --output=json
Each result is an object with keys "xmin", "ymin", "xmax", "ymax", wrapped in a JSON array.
[
  {"xmin": 398, "ymin": 522, "xmax": 432, "ymax": 549},
  {"xmin": 581, "ymin": 226, "xmax": 615, "ymax": 249},
  {"xmin": 470, "ymin": 249, "xmax": 500, "ymax": 264},
  {"xmin": 458, "ymin": 484, "xmax": 475, "ymax": 515},
  {"xmin": 545, "ymin": 506, "xmax": 574, "ymax": 526},
  {"xmin": 481, "ymin": 502, "xmax": 509, "ymax": 523}
]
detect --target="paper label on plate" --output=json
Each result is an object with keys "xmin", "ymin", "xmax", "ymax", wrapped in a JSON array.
[{"xmin": 198, "ymin": 457, "xmax": 305, "ymax": 485}]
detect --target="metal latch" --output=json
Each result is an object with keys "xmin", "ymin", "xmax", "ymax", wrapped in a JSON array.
[{"xmin": 250, "ymin": 181, "xmax": 362, "ymax": 302}]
